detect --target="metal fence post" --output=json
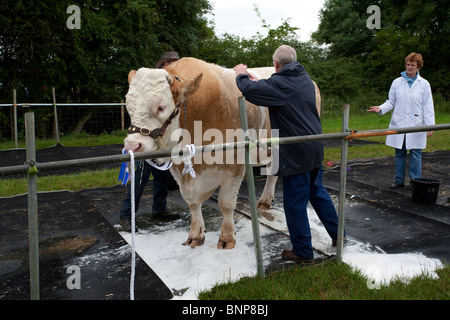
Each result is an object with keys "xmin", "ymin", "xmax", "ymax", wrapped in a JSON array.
[
  {"xmin": 337, "ymin": 104, "xmax": 350, "ymax": 263},
  {"xmin": 25, "ymin": 112, "xmax": 40, "ymax": 300},
  {"xmin": 238, "ymin": 96, "xmax": 264, "ymax": 278}
]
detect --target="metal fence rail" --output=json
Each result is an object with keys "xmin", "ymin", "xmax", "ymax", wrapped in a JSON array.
[
  {"xmin": 2, "ymin": 101, "xmax": 449, "ymax": 300},
  {"xmin": 1, "ymin": 123, "xmax": 448, "ymax": 177},
  {"xmin": 0, "ymin": 103, "xmax": 126, "ymax": 106}
]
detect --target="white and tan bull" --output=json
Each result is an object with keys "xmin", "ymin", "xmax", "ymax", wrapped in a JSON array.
[{"xmin": 124, "ymin": 57, "xmax": 320, "ymax": 249}]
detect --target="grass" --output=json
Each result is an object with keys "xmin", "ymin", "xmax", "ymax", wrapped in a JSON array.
[
  {"xmin": 0, "ymin": 130, "xmax": 126, "ymax": 150},
  {"xmin": 198, "ymin": 260, "xmax": 449, "ymax": 300},
  {"xmin": 0, "ymin": 131, "xmax": 126, "ymax": 197},
  {"xmin": 321, "ymin": 112, "xmax": 450, "ymax": 166},
  {"xmin": 0, "ymin": 168, "xmax": 119, "ymax": 197}
]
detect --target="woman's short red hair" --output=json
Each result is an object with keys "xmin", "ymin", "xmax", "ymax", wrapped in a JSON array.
[{"xmin": 405, "ymin": 52, "xmax": 424, "ymax": 69}]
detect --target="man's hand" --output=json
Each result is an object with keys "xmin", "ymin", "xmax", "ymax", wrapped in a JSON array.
[{"xmin": 234, "ymin": 64, "xmax": 248, "ymax": 76}]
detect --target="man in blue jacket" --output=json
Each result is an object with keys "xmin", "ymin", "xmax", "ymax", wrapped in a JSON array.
[{"xmin": 234, "ymin": 45, "xmax": 343, "ymax": 263}]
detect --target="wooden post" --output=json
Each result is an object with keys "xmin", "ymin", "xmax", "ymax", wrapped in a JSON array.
[
  {"xmin": 121, "ymin": 100, "xmax": 125, "ymax": 131},
  {"xmin": 52, "ymin": 88, "xmax": 60, "ymax": 144},
  {"xmin": 13, "ymin": 89, "xmax": 18, "ymax": 148}
]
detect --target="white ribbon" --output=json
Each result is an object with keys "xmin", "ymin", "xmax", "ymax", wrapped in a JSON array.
[{"xmin": 180, "ymin": 144, "xmax": 196, "ymax": 179}]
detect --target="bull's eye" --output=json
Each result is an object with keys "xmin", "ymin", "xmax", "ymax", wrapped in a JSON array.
[{"xmin": 157, "ymin": 105, "xmax": 165, "ymax": 112}]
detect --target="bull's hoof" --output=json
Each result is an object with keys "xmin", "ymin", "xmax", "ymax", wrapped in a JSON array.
[
  {"xmin": 217, "ymin": 239, "xmax": 236, "ymax": 250},
  {"xmin": 184, "ymin": 236, "xmax": 205, "ymax": 248},
  {"xmin": 257, "ymin": 199, "xmax": 273, "ymax": 210},
  {"xmin": 257, "ymin": 202, "xmax": 271, "ymax": 210}
]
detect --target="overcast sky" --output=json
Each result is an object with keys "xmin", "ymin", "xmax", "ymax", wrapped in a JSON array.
[{"xmin": 207, "ymin": 0, "xmax": 325, "ymax": 41}]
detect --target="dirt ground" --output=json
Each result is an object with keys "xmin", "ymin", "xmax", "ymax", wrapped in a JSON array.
[{"xmin": 0, "ymin": 143, "xmax": 448, "ymax": 300}]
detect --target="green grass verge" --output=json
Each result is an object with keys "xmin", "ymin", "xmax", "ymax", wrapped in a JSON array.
[
  {"xmin": 0, "ymin": 130, "xmax": 126, "ymax": 150},
  {"xmin": 198, "ymin": 261, "xmax": 449, "ymax": 300},
  {"xmin": 0, "ymin": 168, "xmax": 120, "ymax": 197}
]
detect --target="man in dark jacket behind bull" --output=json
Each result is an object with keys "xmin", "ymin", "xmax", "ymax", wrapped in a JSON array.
[{"xmin": 234, "ymin": 45, "xmax": 344, "ymax": 263}]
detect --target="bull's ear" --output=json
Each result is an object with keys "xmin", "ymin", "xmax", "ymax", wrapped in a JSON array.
[
  {"xmin": 181, "ymin": 72, "xmax": 203, "ymax": 96},
  {"xmin": 128, "ymin": 70, "xmax": 137, "ymax": 84}
]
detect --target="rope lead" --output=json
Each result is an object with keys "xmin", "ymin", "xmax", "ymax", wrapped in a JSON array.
[{"xmin": 129, "ymin": 150, "xmax": 136, "ymax": 300}]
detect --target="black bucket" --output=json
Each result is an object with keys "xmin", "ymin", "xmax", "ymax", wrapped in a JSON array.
[{"xmin": 410, "ymin": 178, "xmax": 441, "ymax": 204}]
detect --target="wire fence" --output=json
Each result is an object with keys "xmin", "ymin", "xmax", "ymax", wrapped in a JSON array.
[{"xmin": 0, "ymin": 88, "xmax": 128, "ymax": 146}]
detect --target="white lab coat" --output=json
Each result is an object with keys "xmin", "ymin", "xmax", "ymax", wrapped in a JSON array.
[{"xmin": 379, "ymin": 74, "xmax": 435, "ymax": 150}]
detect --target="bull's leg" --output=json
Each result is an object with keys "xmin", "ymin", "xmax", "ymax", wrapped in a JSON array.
[
  {"xmin": 185, "ymin": 202, "xmax": 206, "ymax": 247},
  {"xmin": 170, "ymin": 166, "xmax": 207, "ymax": 248},
  {"xmin": 182, "ymin": 181, "xmax": 217, "ymax": 248},
  {"xmin": 216, "ymin": 175, "xmax": 243, "ymax": 249},
  {"xmin": 257, "ymin": 174, "xmax": 278, "ymax": 209},
  {"xmin": 170, "ymin": 166, "xmax": 208, "ymax": 248}
]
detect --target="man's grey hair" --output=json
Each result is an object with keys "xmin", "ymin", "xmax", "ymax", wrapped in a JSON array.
[{"xmin": 273, "ymin": 45, "xmax": 297, "ymax": 66}]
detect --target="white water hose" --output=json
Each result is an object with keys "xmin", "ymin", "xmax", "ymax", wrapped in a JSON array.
[
  {"xmin": 129, "ymin": 150, "xmax": 136, "ymax": 300},
  {"xmin": 127, "ymin": 145, "xmax": 195, "ymax": 300}
]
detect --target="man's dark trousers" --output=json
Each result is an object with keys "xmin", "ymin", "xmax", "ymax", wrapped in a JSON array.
[
  {"xmin": 120, "ymin": 160, "xmax": 169, "ymax": 219},
  {"xmin": 282, "ymin": 166, "xmax": 340, "ymax": 259}
]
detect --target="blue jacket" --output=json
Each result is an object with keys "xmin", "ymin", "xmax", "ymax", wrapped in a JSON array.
[{"xmin": 236, "ymin": 61, "xmax": 323, "ymax": 176}]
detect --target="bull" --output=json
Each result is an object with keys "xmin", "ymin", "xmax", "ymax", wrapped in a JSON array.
[{"xmin": 124, "ymin": 57, "xmax": 320, "ymax": 249}]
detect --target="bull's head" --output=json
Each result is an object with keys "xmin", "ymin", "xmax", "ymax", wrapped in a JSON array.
[{"xmin": 124, "ymin": 67, "xmax": 202, "ymax": 155}]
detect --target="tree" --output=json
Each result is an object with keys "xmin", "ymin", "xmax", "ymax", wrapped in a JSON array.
[
  {"xmin": 199, "ymin": 6, "xmax": 303, "ymax": 68},
  {"xmin": 0, "ymin": 0, "xmax": 213, "ymax": 103},
  {"xmin": 312, "ymin": 0, "xmax": 450, "ymax": 96},
  {"xmin": 312, "ymin": 0, "xmax": 377, "ymax": 60},
  {"xmin": 368, "ymin": 0, "xmax": 450, "ymax": 95},
  {"xmin": 0, "ymin": 0, "xmax": 213, "ymax": 138}
]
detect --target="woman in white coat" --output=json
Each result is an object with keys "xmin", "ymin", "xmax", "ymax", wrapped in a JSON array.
[{"xmin": 368, "ymin": 52, "xmax": 435, "ymax": 189}]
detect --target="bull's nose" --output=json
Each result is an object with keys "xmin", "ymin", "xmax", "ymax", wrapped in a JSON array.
[{"xmin": 124, "ymin": 142, "xmax": 142, "ymax": 153}]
